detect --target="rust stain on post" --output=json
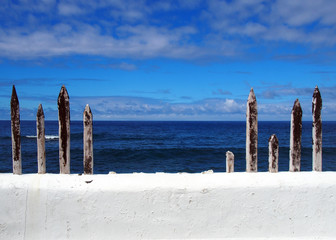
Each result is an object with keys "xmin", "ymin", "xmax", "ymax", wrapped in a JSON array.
[
  {"xmin": 58, "ymin": 85, "xmax": 70, "ymax": 174},
  {"xmin": 312, "ymin": 86, "xmax": 322, "ymax": 171},
  {"xmin": 226, "ymin": 151, "xmax": 234, "ymax": 173},
  {"xmin": 11, "ymin": 85, "xmax": 21, "ymax": 175},
  {"xmin": 268, "ymin": 134, "xmax": 279, "ymax": 173},
  {"xmin": 37, "ymin": 104, "xmax": 46, "ymax": 174},
  {"xmin": 290, "ymin": 99, "xmax": 302, "ymax": 172},
  {"xmin": 83, "ymin": 104, "xmax": 93, "ymax": 174},
  {"xmin": 246, "ymin": 88, "xmax": 258, "ymax": 172}
]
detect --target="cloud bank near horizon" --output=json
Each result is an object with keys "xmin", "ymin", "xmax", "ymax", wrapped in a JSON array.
[{"xmin": 1, "ymin": 84, "xmax": 334, "ymax": 121}]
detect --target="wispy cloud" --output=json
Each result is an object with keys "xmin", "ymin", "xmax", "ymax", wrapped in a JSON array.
[
  {"xmin": 0, "ymin": 78, "xmax": 56, "ymax": 87},
  {"xmin": 260, "ymin": 84, "xmax": 312, "ymax": 99},
  {"xmin": 0, "ymin": 77, "xmax": 106, "ymax": 87},
  {"xmin": 259, "ymin": 83, "xmax": 336, "ymax": 101},
  {"xmin": 133, "ymin": 89, "xmax": 171, "ymax": 95},
  {"xmin": 234, "ymin": 71, "xmax": 252, "ymax": 75},
  {"xmin": 97, "ymin": 62, "xmax": 138, "ymax": 71},
  {"xmin": 310, "ymin": 71, "xmax": 336, "ymax": 74},
  {"xmin": 212, "ymin": 89, "xmax": 232, "ymax": 96}
]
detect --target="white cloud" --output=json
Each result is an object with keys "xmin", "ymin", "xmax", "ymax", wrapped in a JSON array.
[
  {"xmin": 205, "ymin": 0, "xmax": 336, "ymax": 46},
  {"xmin": 0, "ymin": 23, "xmax": 203, "ymax": 59},
  {"xmin": 0, "ymin": 0, "xmax": 335, "ymax": 60},
  {"xmin": 107, "ymin": 62, "xmax": 138, "ymax": 71},
  {"xmin": 58, "ymin": 3, "xmax": 85, "ymax": 15},
  {"xmin": 271, "ymin": 0, "xmax": 336, "ymax": 26}
]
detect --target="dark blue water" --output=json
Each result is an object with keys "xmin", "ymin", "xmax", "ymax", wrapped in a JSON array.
[{"xmin": 0, "ymin": 121, "xmax": 335, "ymax": 174}]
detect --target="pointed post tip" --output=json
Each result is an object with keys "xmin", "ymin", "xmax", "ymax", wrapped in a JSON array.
[
  {"xmin": 249, "ymin": 88, "xmax": 254, "ymax": 94},
  {"xmin": 292, "ymin": 99, "xmax": 301, "ymax": 109},
  {"xmin": 84, "ymin": 104, "xmax": 92, "ymax": 114},
  {"xmin": 37, "ymin": 104, "xmax": 44, "ymax": 117},
  {"xmin": 11, "ymin": 85, "xmax": 19, "ymax": 108},
  {"xmin": 313, "ymin": 86, "xmax": 321, "ymax": 97},
  {"xmin": 269, "ymin": 134, "xmax": 278, "ymax": 143},
  {"xmin": 11, "ymin": 85, "xmax": 18, "ymax": 98},
  {"xmin": 248, "ymin": 88, "xmax": 256, "ymax": 101},
  {"xmin": 60, "ymin": 85, "xmax": 68, "ymax": 93},
  {"xmin": 58, "ymin": 85, "xmax": 69, "ymax": 101}
]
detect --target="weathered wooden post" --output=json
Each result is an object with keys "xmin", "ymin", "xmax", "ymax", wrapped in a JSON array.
[
  {"xmin": 312, "ymin": 86, "xmax": 322, "ymax": 171},
  {"xmin": 226, "ymin": 151, "xmax": 234, "ymax": 173},
  {"xmin": 37, "ymin": 104, "xmax": 46, "ymax": 174},
  {"xmin": 11, "ymin": 85, "xmax": 22, "ymax": 175},
  {"xmin": 246, "ymin": 88, "xmax": 258, "ymax": 172},
  {"xmin": 289, "ymin": 99, "xmax": 302, "ymax": 172},
  {"xmin": 58, "ymin": 85, "xmax": 70, "ymax": 174},
  {"xmin": 83, "ymin": 104, "xmax": 93, "ymax": 174},
  {"xmin": 268, "ymin": 134, "xmax": 279, "ymax": 173}
]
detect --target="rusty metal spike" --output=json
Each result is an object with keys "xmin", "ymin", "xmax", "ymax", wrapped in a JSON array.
[
  {"xmin": 83, "ymin": 104, "xmax": 93, "ymax": 174},
  {"xmin": 312, "ymin": 86, "xmax": 322, "ymax": 171},
  {"xmin": 37, "ymin": 104, "xmax": 46, "ymax": 174},
  {"xmin": 11, "ymin": 85, "xmax": 21, "ymax": 175},
  {"xmin": 290, "ymin": 99, "xmax": 302, "ymax": 172},
  {"xmin": 246, "ymin": 88, "xmax": 258, "ymax": 172},
  {"xmin": 268, "ymin": 134, "xmax": 279, "ymax": 173},
  {"xmin": 226, "ymin": 151, "xmax": 234, "ymax": 173},
  {"xmin": 58, "ymin": 85, "xmax": 70, "ymax": 174}
]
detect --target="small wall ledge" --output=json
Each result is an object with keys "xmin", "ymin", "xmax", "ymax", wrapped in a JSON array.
[{"xmin": 0, "ymin": 172, "xmax": 336, "ymax": 239}]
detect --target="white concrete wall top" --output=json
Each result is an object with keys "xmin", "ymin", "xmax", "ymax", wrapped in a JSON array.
[{"xmin": 0, "ymin": 172, "xmax": 336, "ymax": 239}]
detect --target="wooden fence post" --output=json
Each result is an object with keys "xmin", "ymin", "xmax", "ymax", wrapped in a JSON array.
[
  {"xmin": 268, "ymin": 134, "xmax": 279, "ymax": 173},
  {"xmin": 226, "ymin": 151, "xmax": 234, "ymax": 173},
  {"xmin": 58, "ymin": 85, "xmax": 70, "ymax": 174},
  {"xmin": 246, "ymin": 88, "xmax": 258, "ymax": 172},
  {"xmin": 312, "ymin": 86, "xmax": 322, "ymax": 171},
  {"xmin": 10, "ymin": 85, "xmax": 22, "ymax": 175},
  {"xmin": 289, "ymin": 99, "xmax": 302, "ymax": 172},
  {"xmin": 83, "ymin": 104, "xmax": 93, "ymax": 174},
  {"xmin": 37, "ymin": 104, "xmax": 46, "ymax": 174}
]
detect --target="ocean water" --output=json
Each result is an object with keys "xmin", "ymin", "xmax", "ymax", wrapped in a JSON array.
[{"xmin": 0, "ymin": 121, "xmax": 335, "ymax": 174}]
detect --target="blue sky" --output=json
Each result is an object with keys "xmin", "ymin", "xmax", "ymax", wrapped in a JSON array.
[{"xmin": 0, "ymin": 0, "xmax": 336, "ymax": 121}]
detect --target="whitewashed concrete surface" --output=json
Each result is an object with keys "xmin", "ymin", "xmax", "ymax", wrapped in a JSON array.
[{"xmin": 1, "ymin": 172, "xmax": 336, "ymax": 239}]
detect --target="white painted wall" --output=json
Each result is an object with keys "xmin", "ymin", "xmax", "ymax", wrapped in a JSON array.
[{"xmin": 0, "ymin": 172, "xmax": 336, "ymax": 239}]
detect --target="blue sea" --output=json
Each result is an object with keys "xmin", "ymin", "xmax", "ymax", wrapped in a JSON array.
[{"xmin": 0, "ymin": 121, "xmax": 335, "ymax": 174}]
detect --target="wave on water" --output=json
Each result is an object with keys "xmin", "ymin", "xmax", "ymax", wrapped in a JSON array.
[{"xmin": 26, "ymin": 135, "xmax": 59, "ymax": 140}]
